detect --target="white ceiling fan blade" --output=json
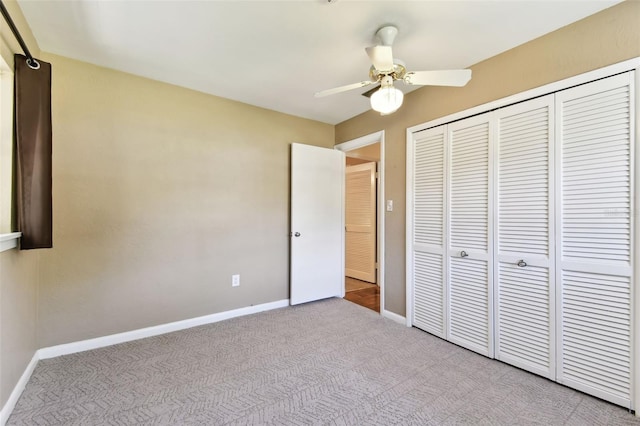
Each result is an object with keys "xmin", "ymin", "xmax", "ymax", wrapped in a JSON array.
[
  {"xmin": 365, "ymin": 46, "xmax": 394, "ymax": 72},
  {"xmin": 404, "ymin": 69, "xmax": 472, "ymax": 87},
  {"xmin": 314, "ymin": 80, "xmax": 376, "ymax": 98}
]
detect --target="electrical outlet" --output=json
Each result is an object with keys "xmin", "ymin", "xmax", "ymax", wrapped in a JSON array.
[{"xmin": 232, "ymin": 274, "xmax": 240, "ymax": 287}]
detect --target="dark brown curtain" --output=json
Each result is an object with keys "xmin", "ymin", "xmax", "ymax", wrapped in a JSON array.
[{"xmin": 14, "ymin": 54, "xmax": 52, "ymax": 249}]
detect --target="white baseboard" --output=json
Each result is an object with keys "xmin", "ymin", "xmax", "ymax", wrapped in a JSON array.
[
  {"xmin": 1, "ymin": 299, "xmax": 290, "ymax": 424},
  {"xmin": 0, "ymin": 352, "xmax": 38, "ymax": 426},
  {"xmin": 382, "ymin": 309, "xmax": 407, "ymax": 326},
  {"xmin": 39, "ymin": 299, "xmax": 290, "ymax": 359}
]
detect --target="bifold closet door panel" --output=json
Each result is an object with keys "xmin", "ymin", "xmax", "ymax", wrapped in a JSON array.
[
  {"xmin": 556, "ymin": 72, "xmax": 634, "ymax": 408},
  {"xmin": 448, "ymin": 113, "xmax": 493, "ymax": 357},
  {"xmin": 411, "ymin": 126, "xmax": 447, "ymax": 338},
  {"xmin": 494, "ymin": 95, "xmax": 555, "ymax": 379}
]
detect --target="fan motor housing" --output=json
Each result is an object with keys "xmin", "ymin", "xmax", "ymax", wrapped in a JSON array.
[{"xmin": 369, "ymin": 62, "xmax": 406, "ymax": 82}]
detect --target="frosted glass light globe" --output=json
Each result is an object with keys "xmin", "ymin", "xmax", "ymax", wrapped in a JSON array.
[{"xmin": 370, "ymin": 85, "xmax": 404, "ymax": 115}]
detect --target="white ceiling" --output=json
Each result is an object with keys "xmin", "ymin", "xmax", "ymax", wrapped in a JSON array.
[{"xmin": 17, "ymin": 0, "xmax": 621, "ymax": 125}]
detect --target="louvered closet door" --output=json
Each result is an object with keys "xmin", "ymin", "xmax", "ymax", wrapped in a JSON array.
[
  {"xmin": 448, "ymin": 113, "xmax": 493, "ymax": 357},
  {"xmin": 411, "ymin": 125, "xmax": 447, "ymax": 338},
  {"xmin": 556, "ymin": 72, "xmax": 634, "ymax": 408},
  {"xmin": 345, "ymin": 162, "xmax": 377, "ymax": 283},
  {"xmin": 494, "ymin": 95, "xmax": 555, "ymax": 379}
]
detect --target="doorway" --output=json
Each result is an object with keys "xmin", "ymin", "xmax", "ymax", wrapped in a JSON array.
[{"xmin": 335, "ymin": 131, "xmax": 385, "ymax": 314}]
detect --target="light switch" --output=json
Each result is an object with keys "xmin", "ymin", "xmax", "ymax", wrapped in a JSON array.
[{"xmin": 386, "ymin": 200, "xmax": 393, "ymax": 212}]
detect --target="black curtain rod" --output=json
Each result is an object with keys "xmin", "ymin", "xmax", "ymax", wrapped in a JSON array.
[{"xmin": 0, "ymin": 0, "xmax": 38, "ymax": 69}]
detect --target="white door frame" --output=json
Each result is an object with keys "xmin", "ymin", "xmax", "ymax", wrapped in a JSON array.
[{"xmin": 336, "ymin": 131, "xmax": 386, "ymax": 315}]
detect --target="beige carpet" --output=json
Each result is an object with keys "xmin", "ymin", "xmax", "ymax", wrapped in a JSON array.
[{"xmin": 7, "ymin": 298, "xmax": 640, "ymax": 425}]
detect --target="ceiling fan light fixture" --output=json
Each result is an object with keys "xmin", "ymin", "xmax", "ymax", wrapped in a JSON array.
[
  {"xmin": 370, "ymin": 83, "xmax": 403, "ymax": 115},
  {"xmin": 315, "ymin": 25, "xmax": 471, "ymax": 116}
]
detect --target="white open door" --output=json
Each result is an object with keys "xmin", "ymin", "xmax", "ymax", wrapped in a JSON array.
[{"xmin": 290, "ymin": 143, "xmax": 345, "ymax": 305}]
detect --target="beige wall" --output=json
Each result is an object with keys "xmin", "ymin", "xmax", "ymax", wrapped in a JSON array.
[
  {"xmin": 346, "ymin": 143, "xmax": 380, "ymax": 162},
  {"xmin": 335, "ymin": 1, "xmax": 640, "ymax": 316},
  {"xmin": 0, "ymin": 250, "xmax": 38, "ymax": 406},
  {"xmin": 0, "ymin": 0, "xmax": 41, "ymax": 412},
  {"xmin": 346, "ymin": 157, "xmax": 371, "ymax": 166},
  {"xmin": 0, "ymin": 0, "xmax": 40, "ymax": 409},
  {"xmin": 345, "ymin": 143, "xmax": 380, "ymax": 165},
  {"xmin": 36, "ymin": 54, "xmax": 334, "ymax": 347}
]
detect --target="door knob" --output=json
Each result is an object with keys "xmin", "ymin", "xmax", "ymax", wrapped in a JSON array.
[
  {"xmin": 294, "ymin": 232, "xmax": 301, "ymax": 237},
  {"xmin": 460, "ymin": 250, "xmax": 468, "ymax": 258},
  {"xmin": 517, "ymin": 259, "xmax": 527, "ymax": 267}
]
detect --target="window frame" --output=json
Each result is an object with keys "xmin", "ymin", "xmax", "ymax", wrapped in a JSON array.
[{"xmin": 0, "ymin": 53, "xmax": 20, "ymax": 252}]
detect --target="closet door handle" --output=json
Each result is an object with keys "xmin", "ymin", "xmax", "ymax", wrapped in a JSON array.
[
  {"xmin": 517, "ymin": 259, "xmax": 527, "ymax": 267},
  {"xmin": 460, "ymin": 250, "xmax": 469, "ymax": 258}
]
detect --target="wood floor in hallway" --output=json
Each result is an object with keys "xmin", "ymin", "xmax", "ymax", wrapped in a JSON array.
[{"xmin": 344, "ymin": 277, "xmax": 379, "ymax": 313}]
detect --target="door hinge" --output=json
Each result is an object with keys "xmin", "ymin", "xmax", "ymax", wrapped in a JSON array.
[{"xmin": 375, "ymin": 172, "xmax": 379, "ymax": 179}]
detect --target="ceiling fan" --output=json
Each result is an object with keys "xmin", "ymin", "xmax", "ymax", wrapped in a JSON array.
[{"xmin": 315, "ymin": 25, "xmax": 472, "ymax": 115}]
